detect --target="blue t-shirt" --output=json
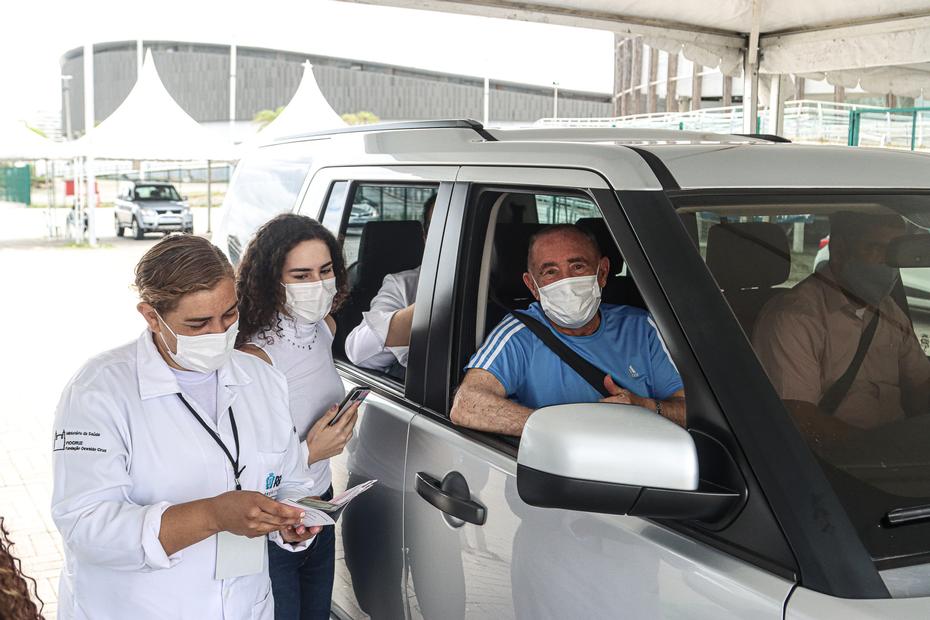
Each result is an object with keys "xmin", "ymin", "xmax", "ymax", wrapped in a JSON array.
[{"xmin": 466, "ymin": 303, "xmax": 683, "ymax": 410}]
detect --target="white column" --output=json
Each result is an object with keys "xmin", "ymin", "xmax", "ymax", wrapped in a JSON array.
[
  {"xmin": 742, "ymin": 0, "xmax": 761, "ymax": 133},
  {"xmin": 229, "ymin": 45, "xmax": 237, "ymax": 133},
  {"xmin": 83, "ymin": 43, "xmax": 97, "ymax": 246},
  {"xmin": 552, "ymin": 82, "xmax": 559, "ymax": 118},
  {"xmin": 206, "ymin": 160, "xmax": 213, "ymax": 234},
  {"xmin": 483, "ymin": 77, "xmax": 490, "ymax": 125},
  {"xmin": 769, "ymin": 74, "xmax": 785, "ymax": 136}
]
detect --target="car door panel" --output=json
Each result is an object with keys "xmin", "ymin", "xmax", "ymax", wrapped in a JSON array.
[
  {"xmin": 331, "ymin": 375, "xmax": 415, "ymax": 620},
  {"xmin": 404, "ymin": 413, "xmax": 792, "ymax": 620}
]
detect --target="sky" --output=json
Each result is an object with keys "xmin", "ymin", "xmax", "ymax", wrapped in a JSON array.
[{"xmin": 0, "ymin": 0, "xmax": 614, "ymax": 121}]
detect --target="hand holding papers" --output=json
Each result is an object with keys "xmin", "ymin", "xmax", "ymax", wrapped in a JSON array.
[{"xmin": 283, "ymin": 479, "xmax": 377, "ymax": 527}]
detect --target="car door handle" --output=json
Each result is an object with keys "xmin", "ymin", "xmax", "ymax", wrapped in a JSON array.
[{"xmin": 416, "ymin": 471, "xmax": 487, "ymax": 526}]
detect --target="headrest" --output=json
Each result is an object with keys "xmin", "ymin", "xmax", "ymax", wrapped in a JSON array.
[
  {"xmin": 356, "ymin": 221, "xmax": 424, "ymax": 291},
  {"xmin": 576, "ymin": 218, "xmax": 623, "ymax": 275},
  {"xmin": 706, "ymin": 222, "xmax": 790, "ymax": 290},
  {"xmin": 491, "ymin": 223, "xmax": 545, "ymax": 305}
]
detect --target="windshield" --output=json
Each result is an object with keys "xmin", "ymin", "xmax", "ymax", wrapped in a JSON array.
[
  {"xmin": 134, "ymin": 185, "xmax": 181, "ymax": 201},
  {"xmin": 674, "ymin": 192, "xmax": 930, "ymax": 567}
]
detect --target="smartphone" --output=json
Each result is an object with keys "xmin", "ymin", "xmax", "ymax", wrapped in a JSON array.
[{"xmin": 329, "ymin": 386, "xmax": 369, "ymax": 426}]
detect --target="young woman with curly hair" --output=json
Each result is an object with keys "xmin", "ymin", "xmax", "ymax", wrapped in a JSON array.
[
  {"xmin": 236, "ymin": 213, "xmax": 360, "ymax": 620},
  {"xmin": 0, "ymin": 517, "xmax": 44, "ymax": 620}
]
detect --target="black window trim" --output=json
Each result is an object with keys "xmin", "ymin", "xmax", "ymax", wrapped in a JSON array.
[{"xmin": 613, "ymin": 187, "xmax": 890, "ymax": 599}]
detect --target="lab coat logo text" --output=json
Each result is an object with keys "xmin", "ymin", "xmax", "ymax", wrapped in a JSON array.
[
  {"xmin": 53, "ymin": 429, "xmax": 107, "ymax": 453},
  {"xmin": 265, "ymin": 473, "xmax": 282, "ymax": 490}
]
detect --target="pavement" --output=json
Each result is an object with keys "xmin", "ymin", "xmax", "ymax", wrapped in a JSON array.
[{"xmin": 0, "ymin": 204, "xmax": 221, "ymax": 617}]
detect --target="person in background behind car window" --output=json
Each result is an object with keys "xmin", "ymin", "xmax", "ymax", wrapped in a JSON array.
[
  {"xmin": 451, "ymin": 224, "xmax": 686, "ymax": 436},
  {"xmin": 236, "ymin": 214, "xmax": 361, "ymax": 620},
  {"xmin": 344, "ymin": 195, "xmax": 435, "ymax": 375},
  {"xmin": 752, "ymin": 212, "xmax": 930, "ymax": 445}
]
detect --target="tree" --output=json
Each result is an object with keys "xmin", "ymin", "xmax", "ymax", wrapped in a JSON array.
[
  {"xmin": 341, "ymin": 111, "xmax": 380, "ymax": 126},
  {"xmin": 25, "ymin": 124, "xmax": 46, "ymax": 138},
  {"xmin": 253, "ymin": 107, "xmax": 285, "ymax": 130}
]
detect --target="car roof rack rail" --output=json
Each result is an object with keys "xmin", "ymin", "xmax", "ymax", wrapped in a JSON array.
[
  {"xmin": 275, "ymin": 119, "xmax": 497, "ymax": 143},
  {"xmin": 733, "ymin": 133, "xmax": 792, "ymax": 143}
]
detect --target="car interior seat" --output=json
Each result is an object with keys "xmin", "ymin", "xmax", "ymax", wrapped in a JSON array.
[
  {"xmin": 705, "ymin": 222, "xmax": 791, "ymax": 336},
  {"xmin": 334, "ymin": 220, "xmax": 425, "ymax": 359},
  {"xmin": 576, "ymin": 217, "xmax": 646, "ymax": 310},
  {"xmin": 486, "ymin": 223, "xmax": 545, "ymax": 331}
]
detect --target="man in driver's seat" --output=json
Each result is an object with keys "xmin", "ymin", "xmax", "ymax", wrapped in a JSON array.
[
  {"xmin": 451, "ymin": 224, "xmax": 686, "ymax": 437},
  {"xmin": 753, "ymin": 212, "xmax": 930, "ymax": 443}
]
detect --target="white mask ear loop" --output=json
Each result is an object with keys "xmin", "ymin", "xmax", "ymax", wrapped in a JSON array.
[{"xmin": 153, "ymin": 309, "xmax": 178, "ymax": 353}]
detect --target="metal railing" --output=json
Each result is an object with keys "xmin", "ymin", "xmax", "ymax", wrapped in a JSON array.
[
  {"xmin": 848, "ymin": 107, "xmax": 930, "ymax": 151},
  {"xmin": 535, "ymin": 100, "xmax": 891, "ymax": 147}
]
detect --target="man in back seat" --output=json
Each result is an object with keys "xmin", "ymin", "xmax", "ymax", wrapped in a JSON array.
[
  {"xmin": 451, "ymin": 224, "xmax": 686, "ymax": 436},
  {"xmin": 344, "ymin": 195, "xmax": 435, "ymax": 375}
]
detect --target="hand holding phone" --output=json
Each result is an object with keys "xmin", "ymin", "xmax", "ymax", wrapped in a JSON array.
[{"xmin": 329, "ymin": 387, "xmax": 370, "ymax": 427}]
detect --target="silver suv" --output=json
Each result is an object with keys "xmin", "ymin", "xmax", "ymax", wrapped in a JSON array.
[
  {"xmin": 114, "ymin": 182, "xmax": 193, "ymax": 239},
  {"xmin": 219, "ymin": 121, "xmax": 930, "ymax": 619}
]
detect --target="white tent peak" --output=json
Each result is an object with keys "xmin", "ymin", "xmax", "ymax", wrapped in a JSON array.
[
  {"xmin": 72, "ymin": 49, "xmax": 232, "ymax": 160},
  {"xmin": 248, "ymin": 60, "xmax": 346, "ymax": 147}
]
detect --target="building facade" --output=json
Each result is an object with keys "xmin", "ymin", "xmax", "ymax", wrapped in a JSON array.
[{"xmin": 60, "ymin": 41, "xmax": 613, "ymax": 134}]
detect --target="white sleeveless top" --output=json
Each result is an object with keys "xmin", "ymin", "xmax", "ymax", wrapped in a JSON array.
[{"xmin": 252, "ymin": 313, "xmax": 345, "ymax": 496}]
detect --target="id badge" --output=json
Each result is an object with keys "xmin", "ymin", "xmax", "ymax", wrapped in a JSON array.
[{"xmin": 215, "ymin": 531, "xmax": 265, "ymax": 580}]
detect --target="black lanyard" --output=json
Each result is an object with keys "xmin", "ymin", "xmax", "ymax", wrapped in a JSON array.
[{"xmin": 177, "ymin": 393, "xmax": 245, "ymax": 490}]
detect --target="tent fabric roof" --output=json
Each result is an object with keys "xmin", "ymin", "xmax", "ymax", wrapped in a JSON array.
[
  {"xmin": 341, "ymin": 0, "xmax": 930, "ymax": 95},
  {"xmin": 71, "ymin": 50, "xmax": 233, "ymax": 161},
  {"xmin": 251, "ymin": 62, "xmax": 346, "ymax": 144},
  {"xmin": 0, "ymin": 121, "xmax": 65, "ymax": 160}
]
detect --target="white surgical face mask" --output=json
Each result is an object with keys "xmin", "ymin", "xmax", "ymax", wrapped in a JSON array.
[
  {"xmin": 155, "ymin": 311, "xmax": 238, "ymax": 373},
  {"xmin": 282, "ymin": 278, "xmax": 337, "ymax": 324},
  {"xmin": 534, "ymin": 272, "xmax": 602, "ymax": 329}
]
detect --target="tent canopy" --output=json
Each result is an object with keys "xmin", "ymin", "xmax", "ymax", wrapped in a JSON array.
[
  {"xmin": 248, "ymin": 61, "xmax": 346, "ymax": 146},
  {"xmin": 340, "ymin": 0, "xmax": 930, "ymax": 95},
  {"xmin": 71, "ymin": 50, "xmax": 233, "ymax": 161},
  {"xmin": 0, "ymin": 120, "xmax": 65, "ymax": 160}
]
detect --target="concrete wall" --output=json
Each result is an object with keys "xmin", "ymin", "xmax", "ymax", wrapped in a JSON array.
[{"xmin": 62, "ymin": 42, "xmax": 612, "ymax": 133}]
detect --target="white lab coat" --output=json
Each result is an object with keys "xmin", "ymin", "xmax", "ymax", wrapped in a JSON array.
[
  {"xmin": 51, "ymin": 330, "xmax": 317, "ymax": 620},
  {"xmin": 344, "ymin": 266, "xmax": 419, "ymax": 371}
]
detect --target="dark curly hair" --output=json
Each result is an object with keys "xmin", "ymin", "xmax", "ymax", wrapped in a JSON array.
[
  {"xmin": 236, "ymin": 214, "xmax": 348, "ymax": 346},
  {"xmin": 0, "ymin": 517, "xmax": 44, "ymax": 619}
]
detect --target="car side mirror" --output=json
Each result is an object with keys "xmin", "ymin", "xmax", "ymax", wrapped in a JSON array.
[
  {"xmin": 517, "ymin": 403, "xmax": 742, "ymax": 522},
  {"xmin": 182, "ymin": 195, "xmax": 188, "ymax": 201}
]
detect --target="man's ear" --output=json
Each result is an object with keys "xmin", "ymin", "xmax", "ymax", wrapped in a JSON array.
[
  {"xmin": 522, "ymin": 272, "xmax": 540, "ymax": 301},
  {"xmin": 138, "ymin": 302, "xmax": 161, "ymax": 333},
  {"xmin": 597, "ymin": 256, "xmax": 610, "ymax": 288}
]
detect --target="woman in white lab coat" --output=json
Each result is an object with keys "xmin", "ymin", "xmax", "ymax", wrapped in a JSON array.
[
  {"xmin": 236, "ymin": 214, "xmax": 359, "ymax": 620},
  {"xmin": 51, "ymin": 235, "xmax": 322, "ymax": 620}
]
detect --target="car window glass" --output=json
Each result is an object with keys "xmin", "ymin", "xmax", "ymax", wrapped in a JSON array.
[
  {"xmin": 221, "ymin": 144, "xmax": 314, "ymax": 262},
  {"xmin": 134, "ymin": 185, "xmax": 180, "ymax": 201},
  {"xmin": 457, "ymin": 189, "xmax": 681, "ymax": 444},
  {"xmin": 320, "ymin": 181, "xmax": 350, "ymax": 234},
  {"xmin": 674, "ymin": 193, "xmax": 930, "ymax": 565},
  {"xmin": 342, "ymin": 184, "xmax": 437, "ymax": 265},
  {"xmin": 331, "ymin": 183, "xmax": 439, "ymax": 388}
]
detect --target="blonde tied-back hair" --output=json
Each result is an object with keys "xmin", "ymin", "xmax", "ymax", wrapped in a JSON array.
[{"xmin": 134, "ymin": 234, "xmax": 234, "ymax": 313}]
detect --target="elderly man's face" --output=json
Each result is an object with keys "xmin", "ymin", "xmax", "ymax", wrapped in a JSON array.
[{"xmin": 523, "ymin": 230, "xmax": 609, "ymax": 296}]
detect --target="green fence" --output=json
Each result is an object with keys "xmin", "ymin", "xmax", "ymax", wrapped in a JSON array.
[
  {"xmin": 0, "ymin": 166, "xmax": 31, "ymax": 205},
  {"xmin": 848, "ymin": 107, "xmax": 930, "ymax": 150}
]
